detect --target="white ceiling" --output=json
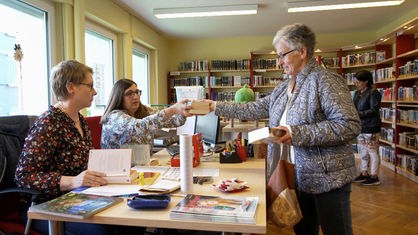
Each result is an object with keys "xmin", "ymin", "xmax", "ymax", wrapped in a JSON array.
[{"xmin": 113, "ymin": 0, "xmax": 417, "ymax": 39}]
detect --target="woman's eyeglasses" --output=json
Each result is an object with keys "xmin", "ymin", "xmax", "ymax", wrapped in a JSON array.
[
  {"xmin": 277, "ymin": 49, "xmax": 296, "ymax": 60},
  {"xmin": 124, "ymin": 89, "xmax": 142, "ymax": 98},
  {"xmin": 78, "ymin": 82, "xmax": 95, "ymax": 91}
]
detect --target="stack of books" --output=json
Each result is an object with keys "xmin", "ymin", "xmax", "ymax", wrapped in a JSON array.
[{"xmin": 170, "ymin": 194, "xmax": 259, "ymax": 224}]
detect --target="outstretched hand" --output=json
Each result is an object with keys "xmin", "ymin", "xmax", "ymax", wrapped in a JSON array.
[{"xmin": 166, "ymin": 99, "xmax": 192, "ymax": 117}]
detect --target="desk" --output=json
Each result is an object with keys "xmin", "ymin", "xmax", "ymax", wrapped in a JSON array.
[{"xmin": 28, "ymin": 150, "xmax": 267, "ymax": 235}]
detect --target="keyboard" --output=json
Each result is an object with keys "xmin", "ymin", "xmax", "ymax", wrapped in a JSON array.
[
  {"xmin": 161, "ymin": 167, "xmax": 181, "ymax": 181},
  {"xmin": 166, "ymin": 145, "xmax": 180, "ymax": 156}
]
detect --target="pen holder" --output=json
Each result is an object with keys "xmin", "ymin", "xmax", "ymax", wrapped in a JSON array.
[
  {"xmin": 236, "ymin": 146, "xmax": 247, "ymax": 162},
  {"xmin": 219, "ymin": 152, "xmax": 242, "ymax": 163}
]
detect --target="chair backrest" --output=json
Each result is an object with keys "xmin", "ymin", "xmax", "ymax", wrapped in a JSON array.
[
  {"xmin": 86, "ymin": 116, "xmax": 102, "ymax": 149},
  {"xmin": 0, "ymin": 115, "xmax": 36, "ymax": 187}
]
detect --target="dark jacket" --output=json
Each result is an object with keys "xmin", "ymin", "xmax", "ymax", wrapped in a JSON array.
[{"xmin": 353, "ymin": 87, "xmax": 382, "ymax": 134}]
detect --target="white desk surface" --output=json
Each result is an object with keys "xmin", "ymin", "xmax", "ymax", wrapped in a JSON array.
[{"xmin": 28, "ymin": 150, "xmax": 267, "ymax": 235}]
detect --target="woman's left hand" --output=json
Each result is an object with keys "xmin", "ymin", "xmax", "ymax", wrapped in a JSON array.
[{"xmin": 273, "ymin": 126, "xmax": 292, "ymax": 145}]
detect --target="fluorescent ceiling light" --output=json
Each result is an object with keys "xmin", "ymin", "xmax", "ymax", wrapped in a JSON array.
[
  {"xmin": 287, "ymin": 0, "xmax": 404, "ymax": 13},
  {"xmin": 154, "ymin": 4, "xmax": 258, "ymax": 19}
]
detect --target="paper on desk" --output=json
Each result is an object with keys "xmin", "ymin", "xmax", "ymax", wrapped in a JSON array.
[{"xmin": 81, "ymin": 184, "xmax": 141, "ymax": 196}]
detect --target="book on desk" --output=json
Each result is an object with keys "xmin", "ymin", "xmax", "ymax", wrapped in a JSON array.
[
  {"xmin": 30, "ymin": 192, "xmax": 123, "ymax": 219},
  {"xmin": 170, "ymin": 194, "xmax": 259, "ymax": 224}
]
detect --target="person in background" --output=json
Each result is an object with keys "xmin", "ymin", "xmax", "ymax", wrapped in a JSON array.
[
  {"xmin": 100, "ymin": 78, "xmax": 191, "ymax": 150},
  {"xmin": 15, "ymin": 60, "xmax": 145, "ymax": 235},
  {"xmin": 202, "ymin": 23, "xmax": 360, "ymax": 235},
  {"xmin": 353, "ymin": 70, "xmax": 382, "ymax": 186}
]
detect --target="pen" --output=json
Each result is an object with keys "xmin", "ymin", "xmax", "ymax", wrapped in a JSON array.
[
  {"xmin": 114, "ymin": 193, "xmax": 139, "ymax": 197},
  {"xmin": 170, "ymin": 193, "xmax": 187, "ymax": 197}
]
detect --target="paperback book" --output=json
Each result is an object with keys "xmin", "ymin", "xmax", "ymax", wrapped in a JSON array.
[
  {"xmin": 30, "ymin": 192, "xmax": 123, "ymax": 219},
  {"xmin": 170, "ymin": 194, "xmax": 259, "ymax": 224}
]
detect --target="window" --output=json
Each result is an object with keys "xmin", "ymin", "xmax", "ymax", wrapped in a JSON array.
[
  {"xmin": 132, "ymin": 44, "xmax": 150, "ymax": 105},
  {"xmin": 0, "ymin": 0, "xmax": 53, "ymax": 116},
  {"xmin": 85, "ymin": 23, "xmax": 116, "ymax": 116}
]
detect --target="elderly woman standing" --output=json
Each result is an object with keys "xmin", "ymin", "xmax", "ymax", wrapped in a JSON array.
[{"xmin": 203, "ymin": 23, "xmax": 360, "ymax": 235}]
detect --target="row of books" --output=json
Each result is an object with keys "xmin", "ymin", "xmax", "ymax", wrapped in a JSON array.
[
  {"xmin": 209, "ymin": 76, "xmax": 250, "ymax": 87},
  {"xmin": 380, "ymin": 127, "xmax": 394, "ymax": 143},
  {"xmin": 380, "ymin": 108, "xmax": 395, "ymax": 121},
  {"xmin": 379, "ymin": 145, "xmax": 395, "ymax": 165},
  {"xmin": 178, "ymin": 60, "xmax": 209, "ymax": 72},
  {"xmin": 210, "ymin": 91, "xmax": 236, "ymax": 101},
  {"xmin": 170, "ymin": 76, "xmax": 208, "ymax": 87},
  {"xmin": 398, "ymin": 60, "xmax": 418, "ymax": 77},
  {"xmin": 341, "ymin": 51, "xmax": 382, "ymax": 67},
  {"xmin": 397, "ymin": 154, "xmax": 418, "ymax": 176},
  {"xmin": 397, "ymin": 86, "xmax": 418, "ymax": 101},
  {"xmin": 321, "ymin": 57, "xmax": 340, "ymax": 68},
  {"xmin": 375, "ymin": 66, "xmax": 395, "ymax": 81},
  {"xmin": 210, "ymin": 59, "xmax": 251, "ymax": 71},
  {"xmin": 397, "ymin": 109, "xmax": 418, "ymax": 124},
  {"xmin": 253, "ymin": 75, "xmax": 283, "ymax": 87},
  {"xmin": 376, "ymin": 88, "xmax": 393, "ymax": 101},
  {"xmin": 253, "ymin": 58, "xmax": 281, "ymax": 70},
  {"xmin": 398, "ymin": 132, "xmax": 418, "ymax": 150}
]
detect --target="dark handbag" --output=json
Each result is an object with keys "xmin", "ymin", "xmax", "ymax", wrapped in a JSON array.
[{"xmin": 266, "ymin": 144, "xmax": 302, "ymax": 228}]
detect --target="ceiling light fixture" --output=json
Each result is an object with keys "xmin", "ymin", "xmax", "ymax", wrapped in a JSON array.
[
  {"xmin": 154, "ymin": 4, "xmax": 258, "ymax": 19},
  {"xmin": 287, "ymin": 0, "xmax": 405, "ymax": 13}
]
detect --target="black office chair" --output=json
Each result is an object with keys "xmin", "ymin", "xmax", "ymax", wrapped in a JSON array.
[{"xmin": 0, "ymin": 115, "xmax": 42, "ymax": 235}]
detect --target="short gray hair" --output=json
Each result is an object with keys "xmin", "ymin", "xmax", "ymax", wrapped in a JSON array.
[{"xmin": 272, "ymin": 23, "xmax": 316, "ymax": 59}]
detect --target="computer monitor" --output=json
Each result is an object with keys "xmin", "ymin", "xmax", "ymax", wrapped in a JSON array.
[{"xmin": 194, "ymin": 111, "xmax": 222, "ymax": 149}]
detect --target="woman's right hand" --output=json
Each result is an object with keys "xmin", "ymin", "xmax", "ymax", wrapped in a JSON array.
[
  {"xmin": 165, "ymin": 99, "xmax": 192, "ymax": 117},
  {"xmin": 60, "ymin": 170, "xmax": 107, "ymax": 191}
]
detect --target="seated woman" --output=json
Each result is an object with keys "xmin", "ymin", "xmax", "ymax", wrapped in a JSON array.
[
  {"xmin": 100, "ymin": 78, "xmax": 191, "ymax": 149},
  {"xmin": 15, "ymin": 60, "xmax": 145, "ymax": 235}
]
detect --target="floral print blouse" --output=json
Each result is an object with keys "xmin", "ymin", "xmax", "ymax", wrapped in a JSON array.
[
  {"xmin": 15, "ymin": 106, "xmax": 93, "ymax": 202},
  {"xmin": 101, "ymin": 107, "xmax": 187, "ymax": 149}
]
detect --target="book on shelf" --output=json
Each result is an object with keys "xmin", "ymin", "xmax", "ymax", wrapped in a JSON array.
[
  {"xmin": 30, "ymin": 192, "xmax": 123, "ymax": 219},
  {"xmin": 88, "ymin": 149, "xmax": 138, "ymax": 184},
  {"xmin": 170, "ymin": 194, "xmax": 259, "ymax": 224}
]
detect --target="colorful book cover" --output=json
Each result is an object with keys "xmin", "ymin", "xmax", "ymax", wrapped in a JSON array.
[
  {"xmin": 170, "ymin": 194, "xmax": 258, "ymax": 224},
  {"xmin": 30, "ymin": 192, "xmax": 123, "ymax": 219}
]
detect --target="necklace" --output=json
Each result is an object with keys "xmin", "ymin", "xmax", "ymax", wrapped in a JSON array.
[{"xmin": 57, "ymin": 102, "xmax": 80, "ymax": 124}]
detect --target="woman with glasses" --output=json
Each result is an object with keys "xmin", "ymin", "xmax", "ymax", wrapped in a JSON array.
[
  {"xmin": 353, "ymin": 70, "xmax": 382, "ymax": 186},
  {"xmin": 15, "ymin": 60, "xmax": 145, "ymax": 234},
  {"xmin": 101, "ymin": 78, "xmax": 190, "ymax": 149},
  {"xmin": 202, "ymin": 23, "xmax": 360, "ymax": 235}
]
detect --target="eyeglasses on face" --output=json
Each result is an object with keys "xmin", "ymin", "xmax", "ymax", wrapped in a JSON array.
[
  {"xmin": 124, "ymin": 89, "xmax": 142, "ymax": 98},
  {"xmin": 78, "ymin": 82, "xmax": 95, "ymax": 91},
  {"xmin": 277, "ymin": 49, "xmax": 296, "ymax": 60}
]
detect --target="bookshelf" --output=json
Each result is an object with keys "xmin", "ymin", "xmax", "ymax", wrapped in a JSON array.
[
  {"xmin": 316, "ymin": 17, "xmax": 418, "ymax": 183},
  {"xmin": 167, "ymin": 57, "xmax": 278, "ymax": 103},
  {"xmin": 168, "ymin": 17, "xmax": 418, "ymax": 183}
]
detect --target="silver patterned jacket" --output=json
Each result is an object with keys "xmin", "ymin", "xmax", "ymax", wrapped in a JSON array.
[{"xmin": 215, "ymin": 58, "xmax": 361, "ymax": 194}]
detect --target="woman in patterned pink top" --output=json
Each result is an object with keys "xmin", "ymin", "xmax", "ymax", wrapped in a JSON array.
[{"xmin": 100, "ymin": 78, "xmax": 191, "ymax": 150}]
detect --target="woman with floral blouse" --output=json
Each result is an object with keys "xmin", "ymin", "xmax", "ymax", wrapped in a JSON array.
[
  {"xmin": 100, "ymin": 78, "xmax": 190, "ymax": 150},
  {"xmin": 15, "ymin": 60, "xmax": 145, "ymax": 235}
]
